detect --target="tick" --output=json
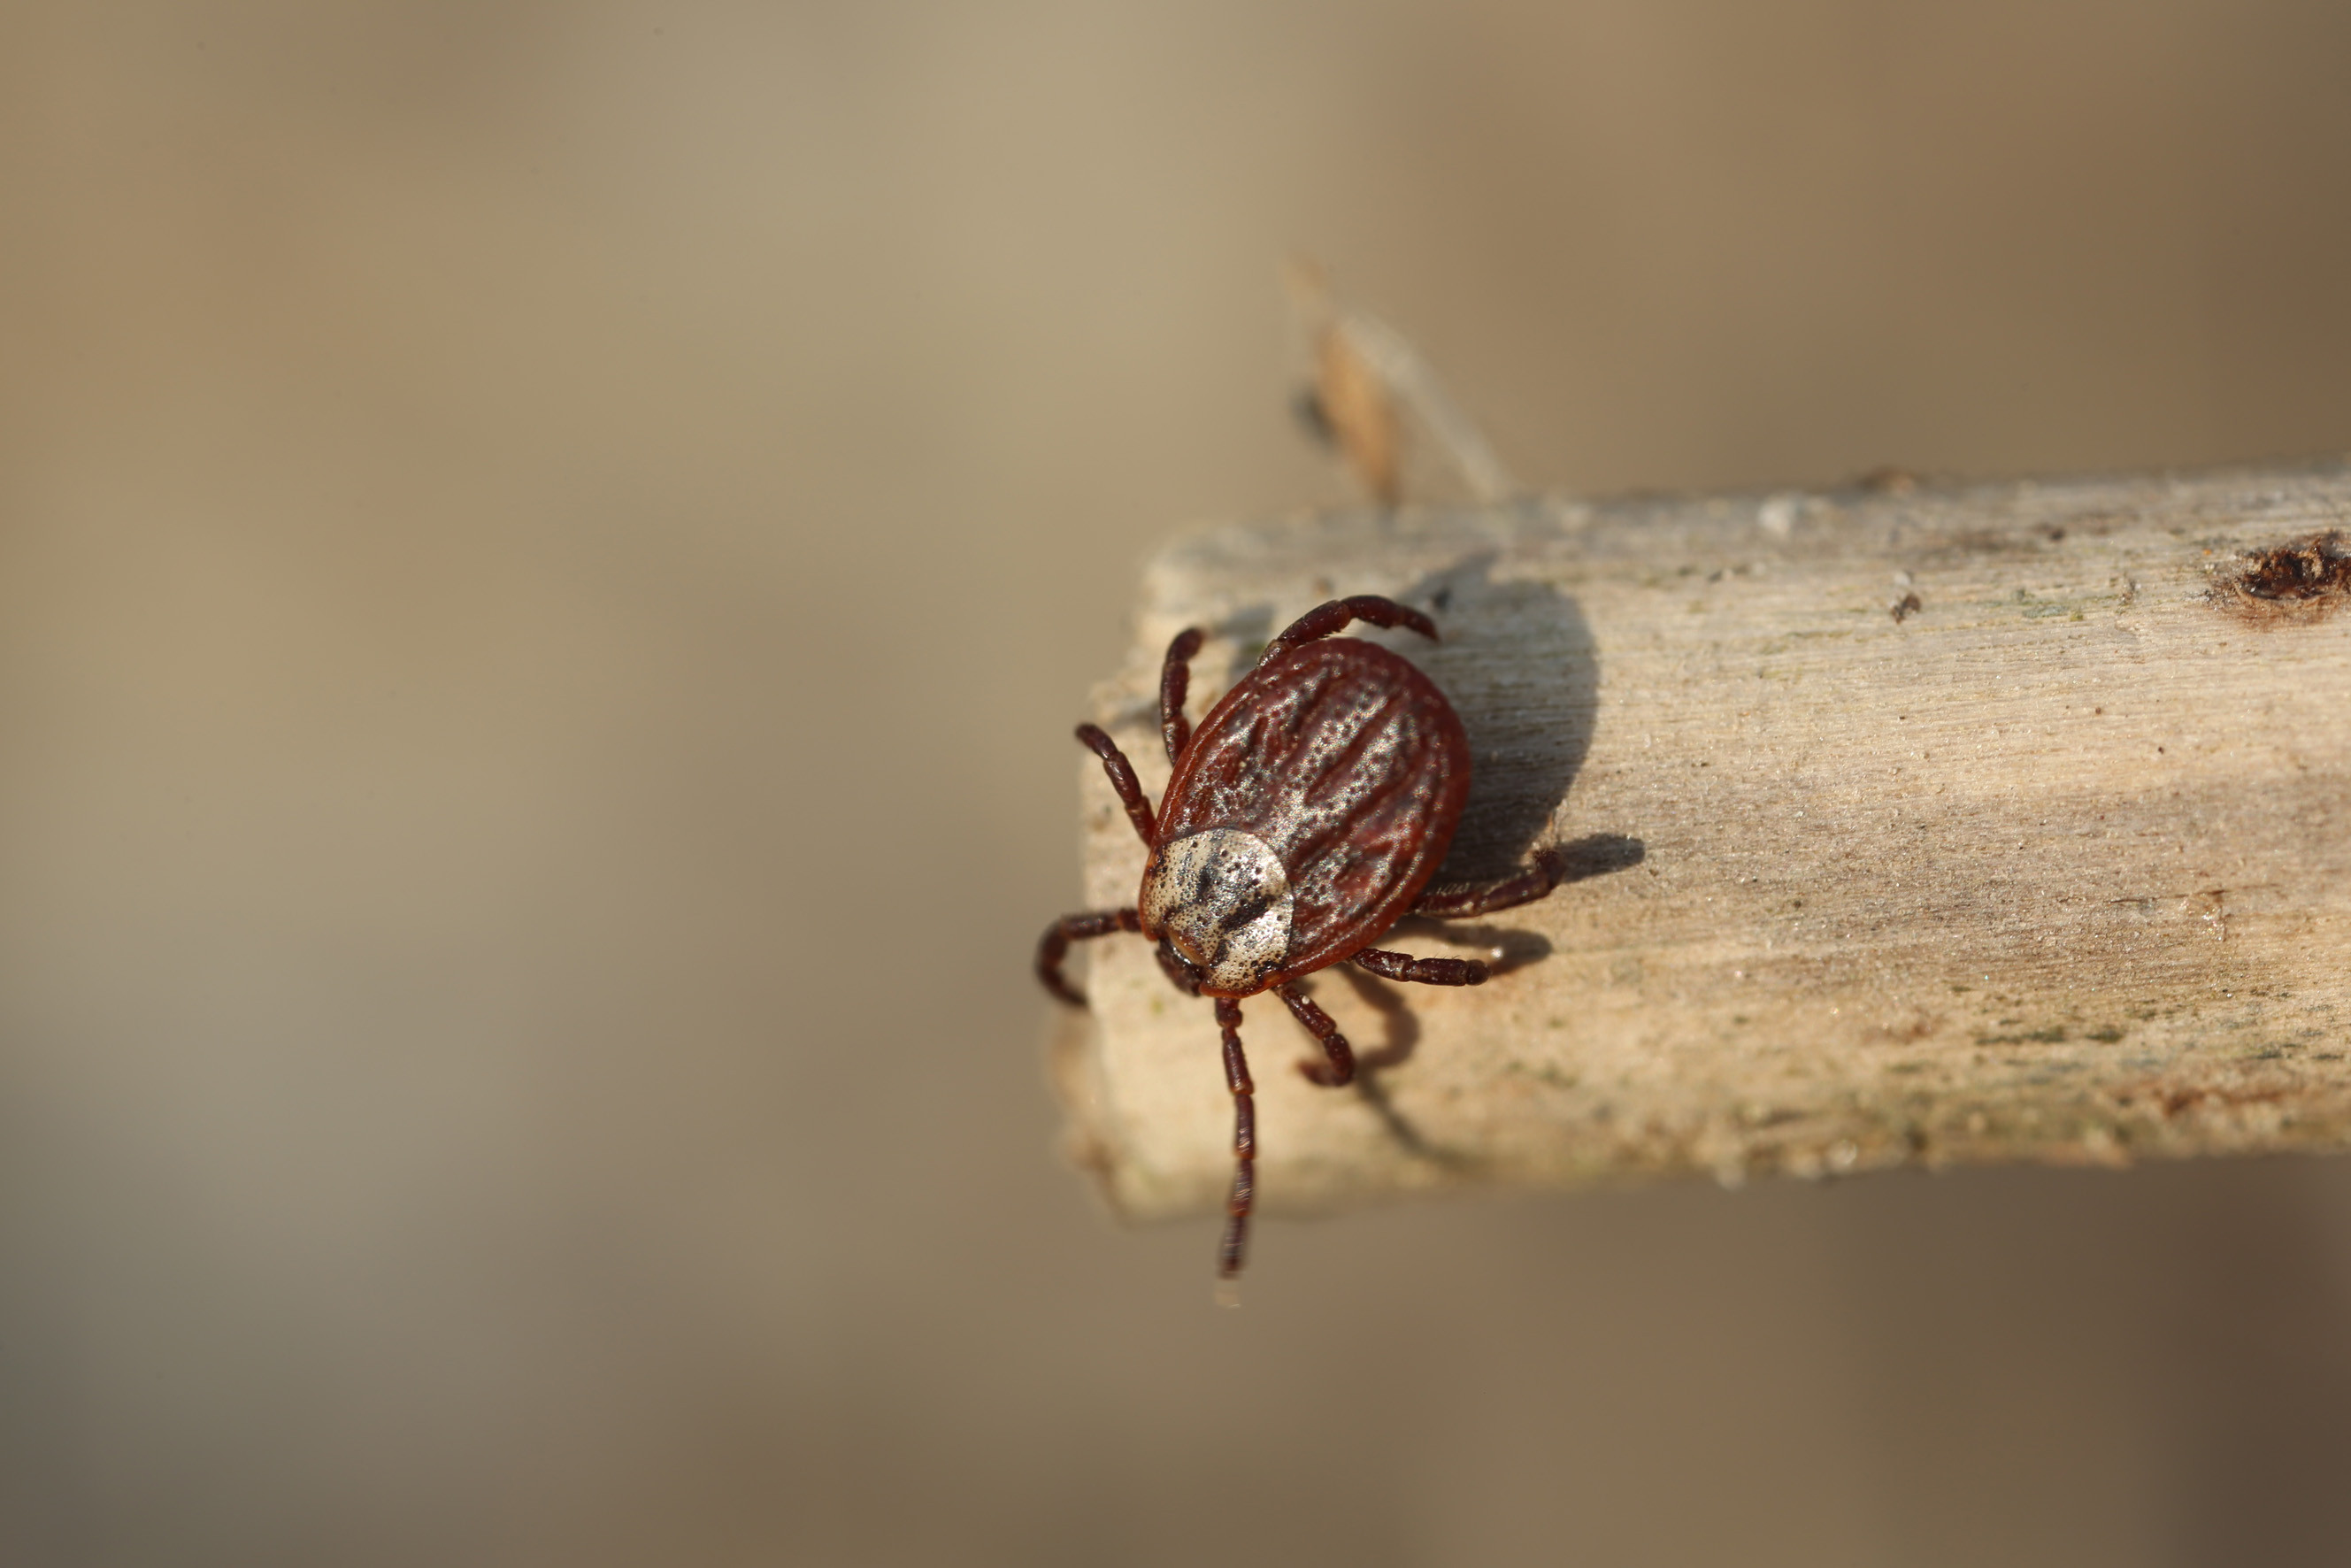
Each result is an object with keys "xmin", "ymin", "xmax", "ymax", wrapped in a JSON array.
[{"xmin": 1037, "ymin": 596, "xmax": 1572, "ymax": 1283}]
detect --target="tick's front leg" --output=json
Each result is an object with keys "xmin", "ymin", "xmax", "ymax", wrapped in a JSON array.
[
  {"xmin": 1034, "ymin": 908, "xmax": 1141, "ymax": 1006},
  {"xmin": 1154, "ymin": 936, "xmax": 1203, "ymax": 997},
  {"xmin": 1214, "ymin": 997, "xmax": 1256, "ymax": 1281}
]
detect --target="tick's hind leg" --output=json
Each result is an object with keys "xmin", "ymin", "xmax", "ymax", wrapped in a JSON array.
[
  {"xmin": 1035, "ymin": 908, "xmax": 1141, "ymax": 1006},
  {"xmin": 1351, "ymin": 947, "xmax": 1488, "ymax": 987},
  {"xmin": 1159, "ymin": 627, "xmax": 1204, "ymax": 765},
  {"xmin": 1411, "ymin": 846, "xmax": 1569, "ymax": 919},
  {"xmin": 1260, "ymin": 595, "xmax": 1438, "ymax": 664},
  {"xmin": 1277, "ymin": 982, "xmax": 1356, "ymax": 1087},
  {"xmin": 1213, "ymin": 997, "xmax": 1256, "ymax": 1281}
]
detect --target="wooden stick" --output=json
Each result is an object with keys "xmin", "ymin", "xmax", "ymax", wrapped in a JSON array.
[{"xmin": 1049, "ymin": 464, "xmax": 2351, "ymax": 1222}]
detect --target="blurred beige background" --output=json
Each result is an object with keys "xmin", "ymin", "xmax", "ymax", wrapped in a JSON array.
[{"xmin": 5, "ymin": 4, "xmax": 2351, "ymax": 1564}]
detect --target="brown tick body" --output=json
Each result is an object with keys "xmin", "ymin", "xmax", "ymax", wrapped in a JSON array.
[{"xmin": 1037, "ymin": 596, "xmax": 1571, "ymax": 1283}]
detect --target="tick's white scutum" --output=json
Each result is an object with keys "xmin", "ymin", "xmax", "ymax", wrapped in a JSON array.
[{"xmin": 1141, "ymin": 828, "xmax": 1295, "ymax": 993}]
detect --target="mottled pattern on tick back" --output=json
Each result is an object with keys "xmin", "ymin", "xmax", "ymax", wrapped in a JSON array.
[{"xmin": 1146, "ymin": 639, "xmax": 1471, "ymax": 992}]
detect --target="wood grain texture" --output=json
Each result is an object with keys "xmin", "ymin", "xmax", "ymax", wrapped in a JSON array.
[{"xmin": 1049, "ymin": 465, "xmax": 2351, "ymax": 1222}]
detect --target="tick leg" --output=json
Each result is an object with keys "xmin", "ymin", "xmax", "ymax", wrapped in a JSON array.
[
  {"xmin": 1351, "ymin": 947, "xmax": 1489, "ymax": 987},
  {"xmin": 1214, "ymin": 996, "xmax": 1256, "ymax": 1280},
  {"xmin": 1159, "ymin": 627, "xmax": 1204, "ymax": 765},
  {"xmin": 1034, "ymin": 908, "xmax": 1141, "ymax": 1006},
  {"xmin": 1278, "ymin": 982, "xmax": 1356, "ymax": 1087},
  {"xmin": 1260, "ymin": 595, "xmax": 1438, "ymax": 665},
  {"xmin": 1154, "ymin": 935, "xmax": 1203, "ymax": 997},
  {"xmin": 1411, "ymin": 846, "xmax": 1569, "ymax": 918},
  {"xmin": 1074, "ymin": 723, "xmax": 1156, "ymax": 846}
]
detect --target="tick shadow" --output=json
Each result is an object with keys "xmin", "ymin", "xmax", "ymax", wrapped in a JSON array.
[
  {"xmin": 1316, "ymin": 553, "xmax": 1644, "ymax": 1164},
  {"xmin": 1305, "ymin": 837, "xmax": 1640, "ymax": 1170},
  {"xmin": 1222, "ymin": 552, "xmax": 1627, "ymax": 882},
  {"xmin": 1402, "ymin": 551, "xmax": 1614, "ymax": 883},
  {"xmin": 1210, "ymin": 604, "xmax": 1276, "ymax": 688},
  {"xmin": 1315, "ymin": 964, "xmax": 1472, "ymax": 1172}
]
